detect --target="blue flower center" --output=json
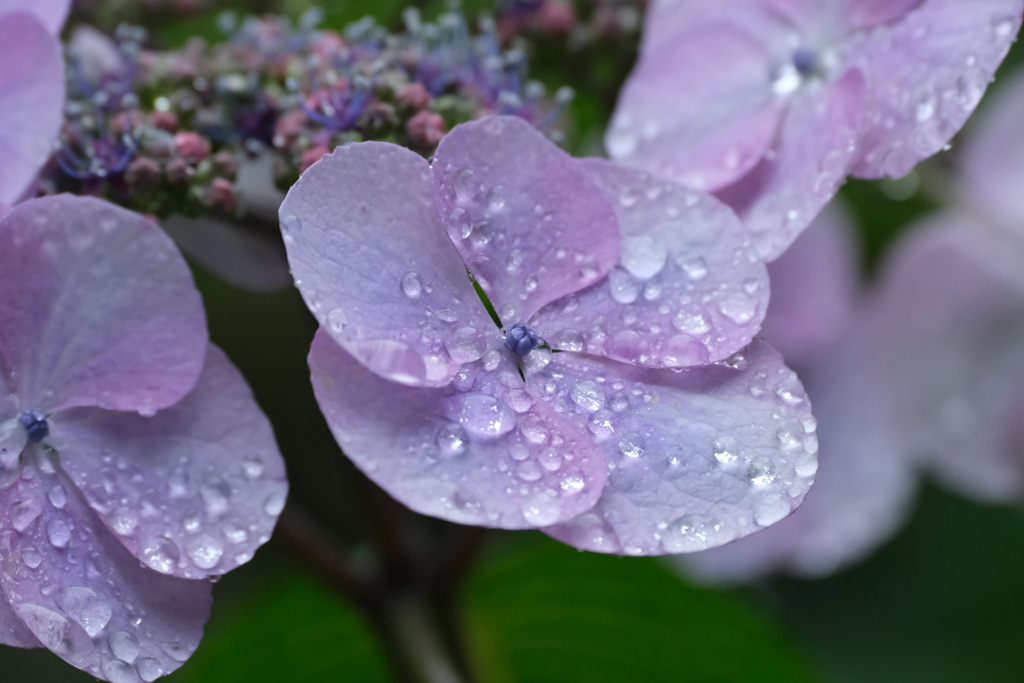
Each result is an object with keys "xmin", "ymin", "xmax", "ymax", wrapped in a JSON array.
[
  {"xmin": 18, "ymin": 411, "xmax": 49, "ymax": 444},
  {"xmin": 792, "ymin": 47, "xmax": 818, "ymax": 77},
  {"xmin": 504, "ymin": 323, "xmax": 541, "ymax": 356}
]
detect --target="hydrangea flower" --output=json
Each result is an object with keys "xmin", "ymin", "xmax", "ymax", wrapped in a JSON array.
[
  {"xmin": 281, "ymin": 115, "xmax": 818, "ymax": 555},
  {"xmin": 860, "ymin": 68, "xmax": 1024, "ymax": 502},
  {"xmin": 0, "ymin": 0, "xmax": 69, "ymax": 203},
  {"xmin": 0, "ymin": 195, "xmax": 287, "ymax": 681},
  {"xmin": 682, "ymin": 206, "xmax": 916, "ymax": 580},
  {"xmin": 606, "ymin": 0, "xmax": 1023, "ymax": 259}
]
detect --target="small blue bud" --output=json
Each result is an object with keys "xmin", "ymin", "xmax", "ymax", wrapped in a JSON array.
[
  {"xmin": 792, "ymin": 47, "xmax": 818, "ymax": 77},
  {"xmin": 18, "ymin": 411, "xmax": 49, "ymax": 444},
  {"xmin": 504, "ymin": 323, "xmax": 541, "ymax": 356}
]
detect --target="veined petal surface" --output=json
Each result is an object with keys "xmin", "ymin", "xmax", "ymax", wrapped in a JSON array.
[
  {"xmin": 532, "ymin": 160, "xmax": 768, "ymax": 367},
  {"xmin": 433, "ymin": 116, "xmax": 620, "ymax": 324},
  {"xmin": 848, "ymin": 0, "xmax": 1023, "ymax": 178},
  {"xmin": 535, "ymin": 340, "xmax": 818, "ymax": 555},
  {"xmin": 0, "ymin": 196, "xmax": 207, "ymax": 415},
  {"xmin": 0, "ymin": 456, "xmax": 212, "ymax": 682},
  {"xmin": 309, "ymin": 328, "xmax": 607, "ymax": 528},
  {"xmin": 51, "ymin": 346, "xmax": 288, "ymax": 580},
  {"xmin": 0, "ymin": 13, "xmax": 63, "ymax": 204},
  {"xmin": 280, "ymin": 142, "xmax": 491, "ymax": 388}
]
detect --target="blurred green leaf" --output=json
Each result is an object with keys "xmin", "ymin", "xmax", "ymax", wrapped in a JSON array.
[
  {"xmin": 170, "ymin": 571, "xmax": 390, "ymax": 682},
  {"xmin": 465, "ymin": 536, "xmax": 819, "ymax": 683}
]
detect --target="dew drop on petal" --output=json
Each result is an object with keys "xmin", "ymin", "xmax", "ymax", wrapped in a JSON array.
[
  {"xmin": 187, "ymin": 534, "xmax": 224, "ymax": 570},
  {"xmin": 754, "ymin": 494, "xmax": 790, "ymax": 527},
  {"xmin": 660, "ymin": 514, "xmax": 715, "ymax": 553},
  {"xmin": 136, "ymin": 657, "xmax": 165, "ymax": 682},
  {"xmin": 263, "ymin": 491, "xmax": 287, "ymax": 517},
  {"xmin": 102, "ymin": 659, "xmax": 138, "ymax": 683},
  {"xmin": 436, "ymin": 421, "xmax": 469, "ymax": 456},
  {"xmin": 607, "ymin": 267, "xmax": 639, "ymax": 304},
  {"xmin": 401, "ymin": 271, "xmax": 423, "ymax": 298},
  {"xmin": 61, "ymin": 586, "xmax": 112, "ymax": 638},
  {"xmin": 560, "ymin": 475, "xmax": 585, "ymax": 493},
  {"xmin": 444, "ymin": 327, "xmax": 487, "ymax": 363},
  {"xmin": 712, "ymin": 436, "xmax": 738, "ymax": 464},
  {"xmin": 570, "ymin": 381, "xmax": 605, "ymax": 412},
  {"xmin": 620, "ymin": 235, "xmax": 668, "ymax": 280},
  {"xmin": 110, "ymin": 630, "xmax": 141, "ymax": 663},
  {"xmin": 454, "ymin": 168, "xmax": 478, "ymax": 203},
  {"xmin": 747, "ymin": 457, "xmax": 777, "ymax": 486},
  {"xmin": 47, "ymin": 519, "xmax": 70, "ymax": 548},
  {"xmin": 142, "ymin": 536, "xmax": 180, "ymax": 573},
  {"xmin": 444, "ymin": 393, "xmax": 516, "ymax": 440},
  {"xmin": 718, "ymin": 293, "xmax": 757, "ymax": 324},
  {"xmin": 617, "ymin": 432, "xmax": 646, "ymax": 458}
]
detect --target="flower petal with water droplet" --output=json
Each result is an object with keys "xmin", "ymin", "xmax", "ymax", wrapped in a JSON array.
[
  {"xmin": 532, "ymin": 339, "xmax": 817, "ymax": 555},
  {"xmin": 533, "ymin": 160, "xmax": 769, "ymax": 366},
  {"xmin": 52, "ymin": 346, "xmax": 287, "ymax": 580},
  {"xmin": 279, "ymin": 142, "xmax": 492, "ymax": 388},
  {"xmin": 309, "ymin": 327, "xmax": 607, "ymax": 529}
]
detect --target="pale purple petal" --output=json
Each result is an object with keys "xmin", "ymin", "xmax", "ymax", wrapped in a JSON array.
[
  {"xmin": 847, "ymin": 0, "xmax": 1023, "ymax": 178},
  {"xmin": 606, "ymin": 22, "xmax": 784, "ymax": 192},
  {"xmin": 309, "ymin": 328, "xmax": 608, "ymax": 528},
  {"xmin": 432, "ymin": 116, "xmax": 620, "ymax": 323},
  {"xmin": 531, "ymin": 159, "xmax": 768, "ymax": 367},
  {"xmin": 640, "ymin": 0, "xmax": 795, "ymax": 59},
  {"xmin": 841, "ymin": 0, "xmax": 925, "ymax": 30},
  {"xmin": 871, "ymin": 213, "xmax": 1024, "ymax": 500},
  {"xmin": 0, "ymin": 457, "xmax": 212, "ymax": 681},
  {"xmin": 0, "ymin": 594, "xmax": 40, "ymax": 648},
  {"xmin": 0, "ymin": 13, "xmax": 64, "ymax": 204},
  {"xmin": 0, "ymin": 0, "xmax": 71, "ymax": 33},
  {"xmin": 534, "ymin": 340, "xmax": 818, "ymax": 555},
  {"xmin": 760, "ymin": 201, "xmax": 859, "ymax": 365},
  {"xmin": 960, "ymin": 68, "xmax": 1024, "ymax": 236},
  {"xmin": 0, "ymin": 196, "xmax": 207, "ymax": 415},
  {"xmin": 682, "ymin": 328, "xmax": 915, "ymax": 580},
  {"xmin": 717, "ymin": 70, "xmax": 865, "ymax": 261},
  {"xmin": 51, "ymin": 345, "xmax": 287, "ymax": 580},
  {"xmin": 279, "ymin": 142, "xmax": 491, "ymax": 388}
]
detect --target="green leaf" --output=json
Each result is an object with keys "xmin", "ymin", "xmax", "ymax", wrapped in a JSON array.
[
  {"xmin": 465, "ymin": 536, "xmax": 819, "ymax": 683},
  {"xmin": 169, "ymin": 572, "xmax": 390, "ymax": 683}
]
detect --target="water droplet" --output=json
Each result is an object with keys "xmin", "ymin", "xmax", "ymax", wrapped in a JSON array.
[
  {"xmin": 487, "ymin": 186, "xmax": 505, "ymax": 212},
  {"xmin": 588, "ymin": 410, "xmax": 615, "ymax": 439},
  {"xmin": 21, "ymin": 546, "xmax": 42, "ymax": 569},
  {"xmin": 62, "ymin": 586, "xmax": 112, "ymax": 637},
  {"xmin": 142, "ymin": 536, "xmax": 180, "ymax": 572},
  {"xmin": 516, "ymin": 460, "xmax": 542, "ymax": 482},
  {"xmin": 444, "ymin": 326, "xmax": 487, "ymax": 363},
  {"xmin": 454, "ymin": 168, "xmax": 478, "ymax": 202},
  {"xmin": 161, "ymin": 641, "xmax": 195, "ymax": 662},
  {"xmin": 538, "ymin": 449, "xmax": 561, "ymax": 471},
  {"xmin": 993, "ymin": 15, "xmax": 1015, "ymax": 38},
  {"xmin": 102, "ymin": 659, "xmax": 138, "ymax": 683},
  {"xmin": 436, "ymin": 422, "xmax": 468, "ymax": 456},
  {"xmin": 136, "ymin": 657, "xmax": 165, "ymax": 682},
  {"xmin": 915, "ymin": 94, "xmax": 935, "ymax": 122},
  {"xmin": 109, "ymin": 507, "xmax": 139, "ymax": 535},
  {"xmin": 263, "ymin": 491, "xmax": 287, "ymax": 517},
  {"xmin": 444, "ymin": 393, "xmax": 516, "ymax": 439},
  {"xmin": 242, "ymin": 456, "xmax": 264, "ymax": 479},
  {"xmin": 747, "ymin": 457, "xmax": 777, "ymax": 486},
  {"xmin": 110, "ymin": 630, "xmax": 141, "ymax": 663},
  {"xmin": 47, "ymin": 519, "xmax": 70, "ymax": 548},
  {"xmin": 570, "ymin": 381, "xmax": 605, "ymax": 413},
  {"xmin": 754, "ymin": 494, "xmax": 790, "ymax": 527},
  {"xmin": 187, "ymin": 534, "xmax": 224, "ymax": 570},
  {"xmin": 776, "ymin": 417, "xmax": 805, "ymax": 452},
  {"xmin": 400, "ymin": 271, "xmax": 423, "ymax": 298},
  {"xmin": 560, "ymin": 475, "xmax": 585, "ymax": 493},
  {"xmin": 14, "ymin": 604, "xmax": 94, "ymax": 663},
  {"xmin": 771, "ymin": 61, "xmax": 802, "ymax": 96},
  {"xmin": 619, "ymin": 185, "xmax": 639, "ymax": 208},
  {"xmin": 200, "ymin": 480, "xmax": 231, "ymax": 516},
  {"xmin": 713, "ymin": 436, "xmax": 738, "ymax": 464},
  {"xmin": 48, "ymin": 485, "xmax": 67, "ymax": 510},
  {"xmin": 621, "ymin": 235, "xmax": 668, "ymax": 280},
  {"xmin": 661, "ymin": 514, "xmax": 718, "ymax": 552},
  {"xmin": 549, "ymin": 329, "xmax": 584, "ymax": 352},
  {"xmin": 607, "ymin": 267, "xmax": 639, "ymax": 304},
  {"xmin": 673, "ymin": 305, "xmax": 710, "ymax": 335},
  {"xmin": 718, "ymin": 293, "xmax": 757, "ymax": 324},
  {"xmin": 11, "ymin": 498, "xmax": 42, "ymax": 532},
  {"xmin": 617, "ymin": 432, "xmax": 645, "ymax": 458},
  {"xmin": 681, "ymin": 256, "xmax": 708, "ymax": 280}
]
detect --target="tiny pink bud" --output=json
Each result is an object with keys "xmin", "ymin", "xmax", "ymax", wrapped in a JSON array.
[
  {"xmin": 406, "ymin": 111, "xmax": 447, "ymax": 149},
  {"xmin": 174, "ymin": 132, "xmax": 211, "ymax": 163}
]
